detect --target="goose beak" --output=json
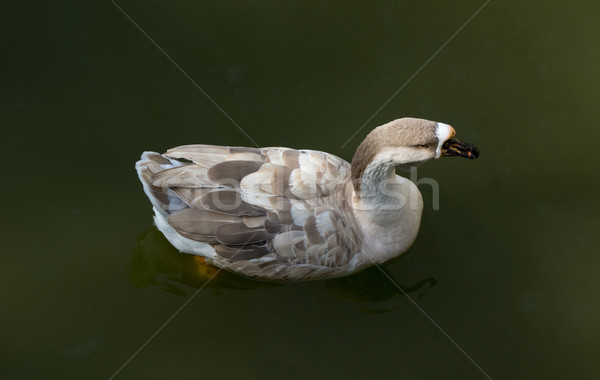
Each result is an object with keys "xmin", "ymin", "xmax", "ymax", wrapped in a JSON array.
[{"xmin": 441, "ymin": 138, "xmax": 479, "ymax": 159}]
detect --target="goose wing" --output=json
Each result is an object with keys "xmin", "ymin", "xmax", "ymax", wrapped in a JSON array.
[{"xmin": 138, "ymin": 145, "xmax": 362, "ymax": 280}]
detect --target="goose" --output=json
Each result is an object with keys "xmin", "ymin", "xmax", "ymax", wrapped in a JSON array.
[{"xmin": 136, "ymin": 117, "xmax": 479, "ymax": 281}]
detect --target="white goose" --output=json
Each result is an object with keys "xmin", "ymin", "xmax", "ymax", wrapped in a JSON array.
[{"xmin": 136, "ymin": 117, "xmax": 479, "ymax": 281}]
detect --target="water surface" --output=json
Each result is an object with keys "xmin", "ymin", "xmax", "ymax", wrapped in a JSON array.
[{"xmin": 2, "ymin": 1, "xmax": 600, "ymax": 379}]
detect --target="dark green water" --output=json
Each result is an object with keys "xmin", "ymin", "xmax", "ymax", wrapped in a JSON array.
[{"xmin": 2, "ymin": 1, "xmax": 600, "ymax": 379}]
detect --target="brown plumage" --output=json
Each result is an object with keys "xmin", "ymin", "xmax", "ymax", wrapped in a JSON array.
[{"xmin": 137, "ymin": 144, "xmax": 362, "ymax": 281}]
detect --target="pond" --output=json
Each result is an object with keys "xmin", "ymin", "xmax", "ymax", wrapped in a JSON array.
[{"xmin": 3, "ymin": 1, "xmax": 600, "ymax": 379}]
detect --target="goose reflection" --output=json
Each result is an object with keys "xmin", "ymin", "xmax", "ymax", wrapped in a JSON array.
[
  {"xmin": 130, "ymin": 227, "xmax": 273, "ymax": 295},
  {"xmin": 130, "ymin": 227, "xmax": 436, "ymax": 306}
]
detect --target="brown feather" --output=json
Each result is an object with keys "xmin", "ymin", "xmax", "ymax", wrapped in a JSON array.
[
  {"xmin": 136, "ymin": 156, "xmax": 171, "ymax": 209},
  {"xmin": 304, "ymin": 215, "xmax": 325, "ymax": 244},
  {"xmin": 282, "ymin": 149, "xmax": 300, "ymax": 169},
  {"xmin": 216, "ymin": 223, "xmax": 271, "ymax": 245},
  {"xmin": 257, "ymin": 257, "xmax": 290, "ymax": 269},
  {"xmin": 213, "ymin": 244, "xmax": 270, "ymax": 261},
  {"xmin": 167, "ymin": 208, "xmax": 241, "ymax": 236},
  {"xmin": 268, "ymin": 196, "xmax": 294, "ymax": 224},
  {"xmin": 151, "ymin": 164, "xmax": 214, "ymax": 188},
  {"xmin": 230, "ymin": 147, "xmax": 262, "ymax": 155},
  {"xmin": 207, "ymin": 160, "xmax": 264, "ymax": 186},
  {"xmin": 197, "ymin": 189, "xmax": 264, "ymax": 216},
  {"xmin": 171, "ymin": 188, "xmax": 212, "ymax": 207},
  {"xmin": 144, "ymin": 152, "xmax": 171, "ymax": 165},
  {"xmin": 167, "ymin": 144, "xmax": 231, "ymax": 155},
  {"xmin": 264, "ymin": 220, "xmax": 284, "ymax": 234},
  {"xmin": 176, "ymin": 231, "xmax": 218, "ymax": 244}
]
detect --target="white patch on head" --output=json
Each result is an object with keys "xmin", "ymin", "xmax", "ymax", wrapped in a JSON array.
[{"xmin": 435, "ymin": 122, "xmax": 454, "ymax": 158}]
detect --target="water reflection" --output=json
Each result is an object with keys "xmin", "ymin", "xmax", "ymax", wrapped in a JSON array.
[
  {"xmin": 131, "ymin": 228, "xmax": 436, "ymax": 307},
  {"xmin": 130, "ymin": 227, "xmax": 274, "ymax": 295},
  {"xmin": 325, "ymin": 267, "xmax": 436, "ymax": 303}
]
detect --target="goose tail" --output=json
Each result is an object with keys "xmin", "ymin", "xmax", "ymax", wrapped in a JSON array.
[{"xmin": 135, "ymin": 151, "xmax": 187, "ymax": 218}]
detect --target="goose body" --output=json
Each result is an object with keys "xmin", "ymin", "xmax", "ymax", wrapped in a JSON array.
[{"xmin": 136, "ymin": 117, "xmax": 478, "ymax": 281}]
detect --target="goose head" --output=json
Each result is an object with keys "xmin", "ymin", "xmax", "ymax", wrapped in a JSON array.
[{"xmin": 351, "ymin": 117, "xmax": 479, "ymax": 192}]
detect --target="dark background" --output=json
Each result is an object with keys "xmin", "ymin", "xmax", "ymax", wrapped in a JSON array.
[{"xmin": 2, "ymin": 1, "xmax": 599, "ymax": 379}]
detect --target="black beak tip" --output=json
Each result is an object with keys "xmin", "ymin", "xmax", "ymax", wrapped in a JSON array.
[
  {"xmin": 441, "ymin": 138, "xmax": 480, "ymax": 159},
  {"xmin": 469, "ymin": 145, "xmax": 480, "ymax": 159}
]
